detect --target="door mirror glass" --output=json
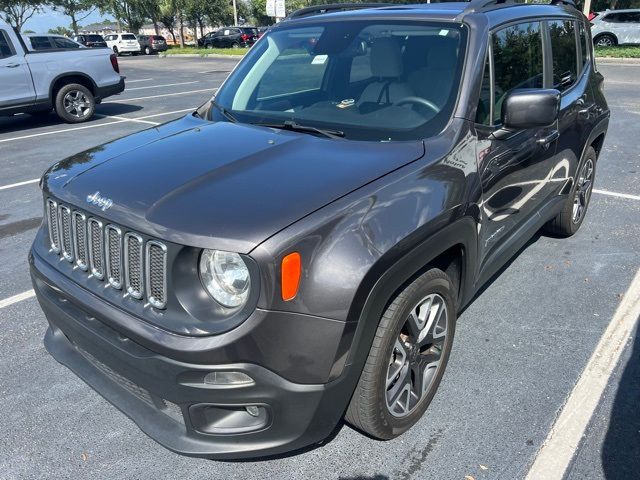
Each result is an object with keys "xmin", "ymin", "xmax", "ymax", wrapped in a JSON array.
[{"xmin": 502, "ymin": 89, "xmax": 560, "ymax": 129}]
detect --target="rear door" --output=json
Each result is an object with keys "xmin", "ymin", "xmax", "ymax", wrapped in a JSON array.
[
  {"xmin": 0, "ymin": 29, "xmax": 35, "ymax": 109},
  {"xmin": 475, "ymin": 20, "xmax": 559, "ymax": 275}
]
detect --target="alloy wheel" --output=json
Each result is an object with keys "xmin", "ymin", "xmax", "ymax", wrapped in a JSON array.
[
  {"xmin": 386, "ymin": 293, "xmax": 448, "ymax": 417},
  {"xmin": 572, "ymin": 158, "xmax": 594, "ymax": 224},
  {"xmin": 596, "ymin": 36, "xmax": 614, "ymax": 47},
  {"xmin": 63, "ymin": 90, "xmax": 92, "ymax": 119}
]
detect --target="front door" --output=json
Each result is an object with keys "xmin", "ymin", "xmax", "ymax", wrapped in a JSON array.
[
  {"xmin": 475, "ymin": 20, "xmax": 559, "ymax": 281},
  {"xmin": 0, "ymin": 29, "xmax": 35, "ymax": 109}
]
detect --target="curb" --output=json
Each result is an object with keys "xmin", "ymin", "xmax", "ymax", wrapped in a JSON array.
[
  {"xmin": 160, "ymin": 53, "xmax": 245, "ymax": 59},
  {"xmin": 595, "ymin": 56, "xmax": 640, "ymax": 64}
]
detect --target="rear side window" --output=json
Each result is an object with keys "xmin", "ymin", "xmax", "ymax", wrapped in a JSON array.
[
  {"xmin": 29, "ymin": 36, "xmax": 54, "ymax": 50},
  {"xmin": 549, "ymin": 20, "xmax": 578, "ymax": 92},
  {"xmin": 52, "ymin": 37, "xmax": 80, "ymax": 49},
  {"xmin": 491, "ymin": 21, "xmax": 544, "ymax": 123},
  {"xmin": 0, "ymin": 30, "xmax": 15, "ymax": 58}
]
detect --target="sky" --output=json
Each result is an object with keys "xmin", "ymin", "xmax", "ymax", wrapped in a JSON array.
[{"xmin": 22, "ymin": 6, "xmax": 113, "ymax": 33}]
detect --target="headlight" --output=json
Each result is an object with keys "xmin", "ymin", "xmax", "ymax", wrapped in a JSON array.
[{"xmin": 199, "ymin": 249, "xmax": 250, "ymax": 308}]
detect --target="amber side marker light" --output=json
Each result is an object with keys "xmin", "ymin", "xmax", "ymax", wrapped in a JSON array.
[{"xmin": 281, "ymin": 252, "xmax": 301, "ymax": 301}]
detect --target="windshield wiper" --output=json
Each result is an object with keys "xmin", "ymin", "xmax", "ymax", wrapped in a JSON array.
[
  {"xmin": 255, "ymin": 120, "xmax": 344, "ymax": 139},
  {"xmin": 210, "ymin": 99, "xmax": 238, "ymax": 123}
]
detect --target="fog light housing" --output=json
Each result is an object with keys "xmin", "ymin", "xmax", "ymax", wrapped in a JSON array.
[{"xmin": 204, "ymin": 371, "xmax": 254, "ymax": 386}]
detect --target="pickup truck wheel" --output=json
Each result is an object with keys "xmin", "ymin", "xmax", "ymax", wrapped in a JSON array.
[
  {"xmin": 345, "ymin": 268, "xmax": 456, "ymax": 439},
  {"xmin": 54, "ymin": 84, "xmax": 95, "ymax": 124},
  {"xmin": 544, "ymin": 146, "xmax": 597, "ymax": 237}
]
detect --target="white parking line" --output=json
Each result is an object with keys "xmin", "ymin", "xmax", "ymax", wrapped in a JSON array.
[
  {"xmin": 0, "ymin": 178, "xmax": 39, "ymax": 191},
  {"xmin": 126, "ymin": 81, "xmax": 199, "ymax": 91},
  {"xmin": 593, "ymin": 188, "xmax": 640, "ymax": 201},
  {"xmin": 0, "ymin": 108, "xmax": 197, "ymax": 145},
  {"xmin": 526, "ymin": 267, "xmax": 640, "ymax": 480},
  {"xmin": 125, "ymin": 78, "xmax": 153, "ymax": 83},
  {"xmin": 0, "ymin": 290, "xmax": 35, "ymax": 310},
  {"xmin": 100, "ymin": 115, "xmax": 160, "ymax": 126},
  {"xmin": 106, "ymin": 87, "xmax": 215, "ymax": 103}
]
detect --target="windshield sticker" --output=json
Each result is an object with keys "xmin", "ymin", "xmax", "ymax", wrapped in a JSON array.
[
  {"xmin": 439, "ymin": 29, "xmax": 449, "ymax": 36},
  {"xmin": 312, "ymin": 54, "xmax": 328, "ymax": 65}
]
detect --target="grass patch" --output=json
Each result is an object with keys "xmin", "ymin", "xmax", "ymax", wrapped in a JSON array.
[
  {"xmin": 163, "ymin": 46, "xmax": 247, "ymax": 57},
  {"xmin": 594, "ymin": 45, "xmax": 640, "ymax": 58}
]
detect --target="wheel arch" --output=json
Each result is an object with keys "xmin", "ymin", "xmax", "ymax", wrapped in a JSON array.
[
  {"xmin": 593, "ymin": 32, "xmax": 618, "ymax": 45},
  {"xmin": 50, "ymin": 72, "xmax": 98, "ymax": 102},
  {"xmin": 334, "ymin": 216, "xmax": 478, "ymax": 384}
]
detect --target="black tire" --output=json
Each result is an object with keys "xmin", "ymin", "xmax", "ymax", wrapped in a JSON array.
[
  {"xmin": 144, "ymin": 46, "xmax": 151, "ymax": 55},
  {"xmin": 345, "ymin": 268, "xmax": 456, "ymax": 440},
  {"xmin": 594, "ymin": 34, "xmax": 617, "ymax": 48},
  {"xmin": 205, "ymin": 44, "xmax": 213, "ymax": 49},
  {"xmin": 544, "ymin": 146, "xmax": 597, "ymax": 237},
  {"xmin": 231, "ymin": 42, "xmax": 240, "ymax": 49},
  {"xmin": 54, "ymin": 83, "xmax": 95, "ymax": 124},
  {"xmin": 113, "ymin": 46, "xmax": 119, "ymax": 56}
]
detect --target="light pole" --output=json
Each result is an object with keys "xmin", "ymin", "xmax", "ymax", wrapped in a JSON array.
[{"xmin": 232, "ymin": 0, "xmax": 238, "ymax": 26}]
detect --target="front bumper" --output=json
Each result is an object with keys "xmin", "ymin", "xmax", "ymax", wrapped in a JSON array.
[{"xmin": 30, "ymin": 249, "xmax": 355, "ymax": 459}]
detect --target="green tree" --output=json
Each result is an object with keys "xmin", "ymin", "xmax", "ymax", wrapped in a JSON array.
[
  {"xmin": 0, "ymin": 0, "xmax": 44, "ymax": 31},
  {"xmin": 48, "ymin": 25, "xmax": 73, "ymax": 35},
  {"xmin": 49, "ymin": 0, "xmax": 98, "ymax": 34},
  {"xmin": 102, "ymin": 0, "xmax": 146, "ymax": 32},
  {"xmin": 158, "ymin": 0, "xmax": 178, "ymax": 43}
]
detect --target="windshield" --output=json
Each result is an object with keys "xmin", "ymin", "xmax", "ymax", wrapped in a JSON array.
[
  {"xmin": 122, "ymin": 34, "xmax": 136, "ymax": 40},
  {"xmin": 86, "ymin": 35, "xmax": 104, "ymax": 42},
  {"xmin": 212, "ymin": 20, "xmax": 466, "ymax": 141}
]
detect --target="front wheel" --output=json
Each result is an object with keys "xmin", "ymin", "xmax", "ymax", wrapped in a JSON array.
[
  {"xmin": 345, "ymin": 268, "xmax": 456, "ymax": 439},
  {"xmin": 595, "ymin": 34, "xmax": 617, "ymax": 48},
  {"xmin": 544, "ymin": 146, "xmax": 597, "ymax": 237},
  {"xmin": 144, "ymin": 46, "xmax": 151, "ymax": 55},
  {"xmin": 112, "ymin": 46, "xmax": 119, "ymax": 56},
  {"xmin": 54, "ymin": 83, "xmax": 95, "ymax": 124}
]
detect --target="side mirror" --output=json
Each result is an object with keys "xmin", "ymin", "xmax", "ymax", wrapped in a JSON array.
[{"xmin": 501, "ymin": 89, "xmax": 561, "ymax": 129}]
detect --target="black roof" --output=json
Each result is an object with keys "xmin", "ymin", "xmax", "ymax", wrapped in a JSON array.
[{"xmin": 284, "ymin": 1, "xmax": 582, "ymax": 27}]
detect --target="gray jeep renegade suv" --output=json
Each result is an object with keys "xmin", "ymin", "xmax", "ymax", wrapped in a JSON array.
[{"xmin": 30, "ymin": 0, "xmax": 609, "ymax": 459}]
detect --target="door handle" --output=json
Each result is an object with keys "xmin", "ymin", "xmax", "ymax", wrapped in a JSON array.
[
  {"xmin": 576, "ymin": 97, "xmax": 596, "ymax": 116},
  {"xmin": 537, "ymin": 130, "xmax": 559, "ymax": 146},
  {"xmin": 5, "ymin": 63, "xmax": 20, "ymax": 68}
]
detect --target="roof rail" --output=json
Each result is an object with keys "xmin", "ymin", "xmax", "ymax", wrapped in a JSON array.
[
  {"xmin": 286, "ymin": 3, "xmax": 391, "ymax": 20},
  {"xmin": 457, "ymin": 0, "xmax": 576, "ymax": 19}
]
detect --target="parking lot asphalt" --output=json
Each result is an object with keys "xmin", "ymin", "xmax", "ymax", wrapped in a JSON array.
[{"xmin": 0, "ymin": 56, "xmax": 638, "ymax": 480}]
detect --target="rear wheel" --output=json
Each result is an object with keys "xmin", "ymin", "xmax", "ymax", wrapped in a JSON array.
[
  {"xmin": 144, "ymin": 46, "xmax": 151, "ymax": 55},
  {"xmin": 54, "ymin": 83, "xmax": 95, "ymax": 124},
  {"xmin": 544, "ymin": 146, "xmax": 597, "ymax": 237},
  {"xmin": 205, "ymin": 44, "xmax": 213, "ymax": 49},
  {"xmin": 345, "ymin": 268, "xmax": 456, "ymax": 439},
  {"xmin": 231, "ymin": 42, "xmax": 240, "ymax": 49},
  {"xmin": 594, "ymin": 34, "xmax": 617, "ymax": 47},
  {"xmin": 112, "ymin": 46, "xmax": 119, "ymax": 56}
]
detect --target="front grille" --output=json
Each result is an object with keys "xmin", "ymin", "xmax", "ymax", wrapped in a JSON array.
[{"xmin": 46, "ymin": 198, "xmax": 168, "ymax": 309}]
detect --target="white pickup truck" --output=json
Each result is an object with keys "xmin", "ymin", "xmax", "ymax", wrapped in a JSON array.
[{"xmin": 0, "ymin": 22, "xmax": 125, "ymax": 123}]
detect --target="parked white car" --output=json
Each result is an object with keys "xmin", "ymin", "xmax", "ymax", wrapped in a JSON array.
[
  {"xmin": 0, "ymin": 21, "xmax": 125, "ymax": 123},
  {"xmin": 590, "ymin": 9, "xmax": 640, "ymax": 47},
  {"xmin": 104, "ymin": 32, "xmax": 141, "ymax": 56}
]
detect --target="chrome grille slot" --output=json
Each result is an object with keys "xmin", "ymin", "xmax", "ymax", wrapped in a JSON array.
[
  {"xmin": 72, "ymin": 212, "xmax": 88, "ymax": 271},
  {"xmin": 88, "ymin": 218, "xmax": 105, "ymax": 280},
  {"xmin": 47, "ymin": 199, "xmax": 60, "ymax": 253},
  {"xmin": 124, "ymin": 233, "xmax": 143, "ymax": 299},
  {"xmin": 105, "ymin": 225, "xmax": 123, "ymax": 289},
  {"xmin": 146, "ymin": 241, "xmax": 167, "ymax": 309},
  {"xmin": 58, "ymin": 205, "xmax": 73, "ymax": 262}
]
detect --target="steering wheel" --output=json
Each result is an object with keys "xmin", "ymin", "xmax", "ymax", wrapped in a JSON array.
[{"xmin": 393, "ymin": 96, "xmax": 440, "ymax": 114}]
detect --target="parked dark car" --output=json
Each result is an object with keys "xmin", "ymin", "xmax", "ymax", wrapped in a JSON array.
[
  {"xmin": 197, "ymin": 31, "xmax": 217, "ymax": 47},
  {"xmin": 137, "ymin": 34, "xmax": 168, "ymax": 54},
  {"xmin": 71, "ymin": 34, "xmax": 108, "ymax": 48},
  {"xmin": 31, "ymin": 0, "xmax": 609, "ymax": 460},
  {"xmin": 202, "ymin": 26, "xmax": 257, "ymax": 48}
]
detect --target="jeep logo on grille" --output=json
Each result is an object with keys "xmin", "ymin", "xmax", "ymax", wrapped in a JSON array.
[{"xmin": 86, "ymin": 191, "xmax": 113, "ymax": 211}]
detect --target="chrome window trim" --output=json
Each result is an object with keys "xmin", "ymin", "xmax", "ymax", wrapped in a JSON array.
[
  {"xmin": 105, "ymin": 224, "xmax": 123, "ymax": 289},
  {"xmin": 87, "ymin": 218, "xmax": 105, "ymax": 280},
  {"xmin": 145, "ymin": 240, "xmax": 167, "ymax": 309},
  {"xmin": 72, "ymin": 211, "xmax": 88, "ymax": 271},
  {"xmin": 124, "ymin": 232, "xmax": 144, "ymax": 299},
  {"xmin": 58, "ymin": 205, "xmax": 74, "ymax": 262},
  {"xmin": 47, "ymin": 199, "xmax": 60, "ymax": 253}
]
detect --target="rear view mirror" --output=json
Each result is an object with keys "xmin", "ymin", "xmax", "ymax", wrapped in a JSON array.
[{"xmin": 502, "ymin": 89, "xmax": 561, "ymax": 129}]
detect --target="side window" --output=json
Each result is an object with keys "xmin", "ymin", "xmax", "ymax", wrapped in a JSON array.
[
  {"xmin": 29, "ymin": 36, "xmax": 54, "ymax": 50},
  {"xmin": 492, "ymin": 21, "xmax": 543, "ymax": 124},
  {"xmin": 629, "ymin": 12, "xmax": 640, "ymax": 23},
  {"xmin": 0, "ymin": 30, "xmax": 15, "ymax": 58},
  {"xmin": 549, "ymin": 20, "xmax": 578, "ymax": 92},
  {"xmin": 475, "ymin": 54, "xmax": 491, "ymax": 125},
  {"xmin": 53, "ymin": 37, "xmax": 80, "ymax": 49}
]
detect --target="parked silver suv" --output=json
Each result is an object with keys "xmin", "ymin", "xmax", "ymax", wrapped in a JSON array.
[{"xmin": 590, "ymin": 9, "xmax": 640, "ymax": 47}]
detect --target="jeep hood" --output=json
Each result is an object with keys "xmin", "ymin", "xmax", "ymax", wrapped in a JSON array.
[{"xmin": 43, "ymin": 114, "xmax": 424, "ymax": 253}]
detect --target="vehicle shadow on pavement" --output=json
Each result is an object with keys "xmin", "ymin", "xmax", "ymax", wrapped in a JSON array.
[
  {"xmin": 601, "ymin": 321, "xmax": 640, "ymax": 479},
  {"xmin": 0, "ymin": 103, "xmax": 143, "ymax": 135}
]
